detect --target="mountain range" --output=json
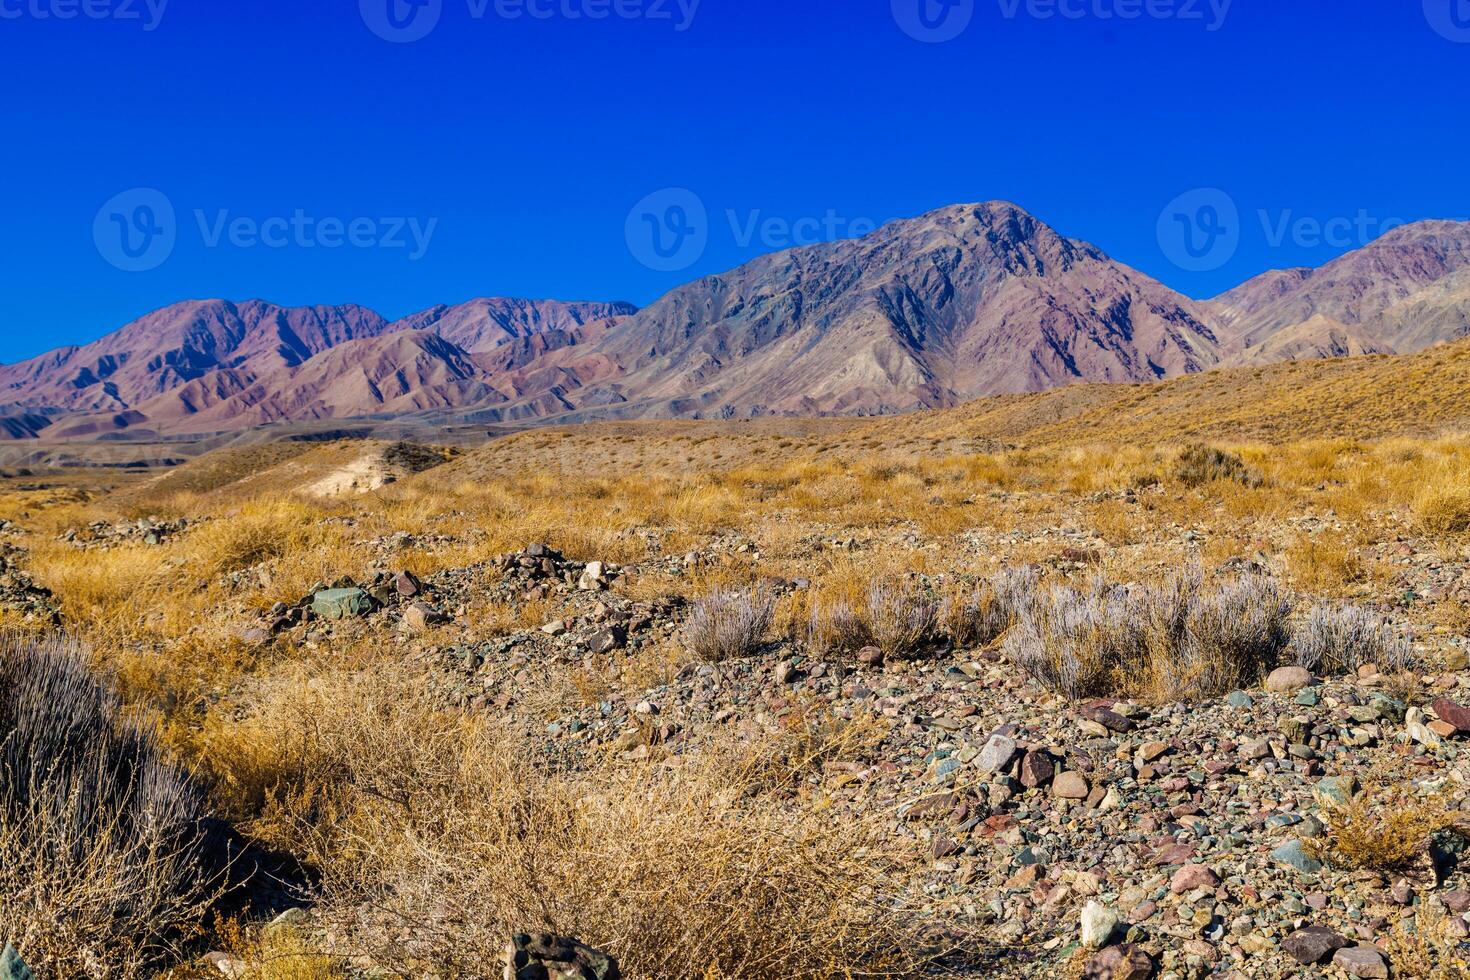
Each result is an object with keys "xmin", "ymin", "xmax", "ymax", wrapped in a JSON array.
[{"xmin": 5, "ymin": 202, "xmax": 1469, "ymax": 441}]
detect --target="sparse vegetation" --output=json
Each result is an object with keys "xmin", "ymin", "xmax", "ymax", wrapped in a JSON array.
[
  {"xmin": 1292, "ymin": 603, "xmax": 1413, "ymax": 675},
  {"xmin": 1004, "ymin": 568, "xmax": 1292, "ymax": 701},
  {"xmin": 683, "ymin": 585, "xmax": 776, "ymax": 660},
  {"xmin": 0, "ymin": 636, "xmax": 218, "ymax": 978}
]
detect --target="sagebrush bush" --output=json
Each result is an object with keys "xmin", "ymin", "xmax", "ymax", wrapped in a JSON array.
[
  {"xmin": 683, "ymin": 586, "xmax": 775, "ymax": 660},
  {"xmin": 805, "ymin": 598, "xmax": 872, "ymax": 657},
  {"xmin": 1003, "ymin": 569, "xmax": 1293, "ymax": 701},
  {"xmin": 0, "ymin": 636, "xmax": 217, "ymax": 978},
  {"xmin": 1292, "ymin": 603, "xmax": 1412, "ymax": 674},
  {"xmin": 1173, "ymin": 445, "xmax": 1262, "ymax": 488},
  {"xmin": 865, "ymin": 577, "xmax": 939, "ymax": 659},
  {"xmin": 940, "ymin": 566, "xmax": 1037, "ymax": 649}
]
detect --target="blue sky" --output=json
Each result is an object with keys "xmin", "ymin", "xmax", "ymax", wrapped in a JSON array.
[{"xmin": 0, "ymin": 0, "xmax": 1467, "ymax": 362}]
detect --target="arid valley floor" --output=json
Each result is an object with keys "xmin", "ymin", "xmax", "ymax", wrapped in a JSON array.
[{"xmin": 6, "ymin": 347, "xmax": 1470, "ymax": 979}]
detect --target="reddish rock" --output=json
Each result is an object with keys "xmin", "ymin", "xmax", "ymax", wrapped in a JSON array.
[
  {"xmin": 1020, "ymin": 750, "xmax": 1056, "ymax": 789},
  {"xmin": 1170, "ymin": 863, "xmax": 1220, "ymax": 894},
  {"xmin": 1082, "ymin": 944, "xmax": 1154, "ymax": 980},
  {"xmin": 1433, "ymin": 698, "xmax": 1470, "ymax": 734}
]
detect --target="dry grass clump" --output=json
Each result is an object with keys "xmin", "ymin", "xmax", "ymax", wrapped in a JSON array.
[
  {"xmin": 1004, "ymin": 569, "xmax": 1292, "ymax": 701},
  {"xmin": 1315, "ymin": 778, "xmax": 1460, "ymax": 877},
  {"xmin": 211, "ymin": 918, "xmax": 345, "ymax": 980},
  {"xmin": 1172, "ymin": 444, "xmax": 1262, "ymax": 488},
  {"xmin": 0, "ymin": 636, "xmax": 218, "ymax": 978},
  {"xmin": 1415, "ymin": 484, "xmax": 1470, "ymax": 535},
  {"xmin": 865, "ymin": 576, "xmax": 940, "ymax": 659},
  {"xmin": 280, "ymin": 673, "xmax": 941, "ymax": 980},
  {"xmin": 939, "ymin": 566, "xmax": 1037, "ymax": 650},
  {"xmin": 1286, "ymin": 531, "xmax": 1368, "ymax": 593},
  {"xmin": 683, "ymin": 585, "xmax": 776, "ymax": 660},
  {"xmin": 1291, "ymin": 603, "xmax": 1412, "ymax": 675}
]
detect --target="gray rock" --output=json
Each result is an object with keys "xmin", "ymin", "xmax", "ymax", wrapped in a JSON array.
[
  {"xmin": 0, "ymin": 945, "xmax": 32, "ymax": 980},
  {"xmin": 976, "ymin": 734, "xmax": 1018, "ymax": 774},
  {"xmin": 1332, "ymin": 945, "xmax": 1390, "ymax": 979},
  {"xmin": 1272, "ymin": 839, "xmax": 1324, "ymax": 875}
]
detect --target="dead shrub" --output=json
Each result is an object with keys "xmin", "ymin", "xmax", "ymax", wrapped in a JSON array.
[
  {"xmin": 1291, "ymin": 603, "xmax": 1412, "ymax": 675},
  {"xmin": 1172, "ymin": 445, "xmax": 1262, "ymax": 488},
  {"xmin": 0, "ymin": 636, "xmax": 218, "ymax": 978},
  {"xmin": 682, "ymin": 585, "xmax": 776, "ymax": 661},
  {"xmin": 292, "ymin": 674, "xmax": 943, "ymax": 979}
]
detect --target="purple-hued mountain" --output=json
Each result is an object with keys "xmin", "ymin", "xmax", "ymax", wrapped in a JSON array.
[{"xmin": 5, "ymin": 203, "xmax": 1468, "ymax": 440}]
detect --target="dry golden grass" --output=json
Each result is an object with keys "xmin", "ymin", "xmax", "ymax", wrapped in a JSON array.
[{"xmin": 11, "ymin": 419, "xmax": 1470, "ymax": 976}]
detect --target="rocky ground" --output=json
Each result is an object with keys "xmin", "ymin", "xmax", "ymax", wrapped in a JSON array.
[{"xmin": 227, "ymin": 519, "xmax": 1470, "ymax": 979}]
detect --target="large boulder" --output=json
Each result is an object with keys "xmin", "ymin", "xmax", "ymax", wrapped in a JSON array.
[
  {"xmin": 311, "ymin": 587, "xmax": 376, "ymax": 621},
  {"xmin": 502, "ymin": 934, "xmax": 619, "ymax": 980}
]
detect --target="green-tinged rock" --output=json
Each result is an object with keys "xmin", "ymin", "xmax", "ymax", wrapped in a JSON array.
[
  {"xmin": 1226, "ymin": 690, "xmax": 1255, "ymax": 709},
  {"xmin": 1314, "ymin": 775, "xmax": 1357, "ymax": 808},
  {"xmin": 311, "ymin": 587, "xmax": 375, "ymax": 621},
  {"xmin": 1, "ymin": 944, "xmax": 34, "ymax": 980},
  {"xmin": 1273, "ymin": 839, "xmax": 1324, "ymax": 875}
]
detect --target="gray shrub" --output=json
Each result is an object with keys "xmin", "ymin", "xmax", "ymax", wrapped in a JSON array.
[
  {"xmin": 0, "ymin": 635, "xmax": 214, "ymax": 975},
  {"xmin": 942, "ymin": 566, "xmax": 1039, "ymax": 649},
  {"xmin": 1004, "ymin": 568, "xmax": 1294, "ymax": 701},
  {"xmin": 1292, "ymin": 603, "xmax": 1412, "ymax": 675},
  {"xmin": 866, "ymin": 578, "xmax": 940, "ymax": 659},
  {"xmin": 684, "ymin": 586, "xmax": 777, "ymax": 661}
]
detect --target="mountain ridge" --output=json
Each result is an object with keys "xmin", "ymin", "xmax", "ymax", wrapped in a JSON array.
[{"xmin": 8, "ymin": 203, "xmax": 1470, "ymax": 440}]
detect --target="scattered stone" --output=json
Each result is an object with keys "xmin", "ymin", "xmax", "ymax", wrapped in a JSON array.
[
  {"xmin": 1266, "ymin": 666, "xmax": 1313, "ymax": 693},
  {"xmin": 1282, "ymin": 925, "xmax": 1350, "ymax": 965},
  {"xmin": 1332, "ymin": 945, "xmax": 1390, "ymax": 979},
  {"xmin": 502, "ymin": 933, "xmax": 620, "ymax": 980},
  {"xmin": 857, "ymin": 646, "xmax": 884, "ymax": 667},
  {"xmin": 1082, "ymin": 944, "xmax": 1154, "ymax": 980},
  {"xmin": 311, "ymin": 586, "xmax": 375, "ymax": 621},
  {"xmin": 1080, "ymin": 901, "xmax": 1119, "ymax": 949},
  {"xmin": 0, "ymin": 945, "xmax": 32, "ymax": 980},
  {"xmin": 1019, "ymin": 750, "xmax": 1056, "ymax": 789},
  {"xmin": 1170, "ymin": 864, "xmax": 1219, "ymax": 894},
  {"xmin": 1272, "ymin": 839, "xmax": 1324, "ymax": 875},
  {"xmin": 977, "ymin": 734, "xmax": 1018, "ymax": 774},
  {"xmin": 1052, "ymin": 771, "xmax": 1090, "ymax": 799}
]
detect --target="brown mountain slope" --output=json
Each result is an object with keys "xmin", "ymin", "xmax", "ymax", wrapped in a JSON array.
[
  {"xmin": 1219, "ymin": 314, "xmax": 1394, "ymax": 367},
  {"xmin": 1212, "ymin": 220, "xmax": 1470, "ymax": 354},
  {"xmin": 0, "ymin": 300, "xmax": 394, "ymax": 415},
  {"xmin": 507, "ymin": 201, "xmax": 1222, "ymax": 421},
  {"xmin": 392, "ymin": 298, "xmax": 638, "ymax": 353}
]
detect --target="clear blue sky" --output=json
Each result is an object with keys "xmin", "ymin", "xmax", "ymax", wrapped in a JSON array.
[{"xmin": 1, "ymin": 0, "xmax": 1467, "ymax": 362}]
